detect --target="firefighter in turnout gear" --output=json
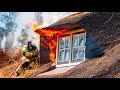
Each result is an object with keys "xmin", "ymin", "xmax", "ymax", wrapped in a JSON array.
[{"xmin": 15, "ymin": 41, "xmax": 39, "ymax": 76}]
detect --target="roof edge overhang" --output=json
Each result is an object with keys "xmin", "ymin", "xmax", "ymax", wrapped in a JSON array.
[{"xmin": 35, "ymin": 12, "xmax": 93, "ymax": 32}]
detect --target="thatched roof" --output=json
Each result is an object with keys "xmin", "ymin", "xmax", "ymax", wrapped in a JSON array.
[
  {"xmin": 47, "ymin": 12, "xmax": 120, "ymax": 53},
  {"xmin": 34, "ymin": 43, "xmax": 120, "ymax": 78},
  {"xmin": 48, "ymin": 12, "xmax": 91, "ymax": 30}
]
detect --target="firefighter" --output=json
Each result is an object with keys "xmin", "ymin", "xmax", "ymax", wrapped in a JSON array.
[{"xmin": 15, "ymin": 41, "xmax": 39, "ymax": 76}]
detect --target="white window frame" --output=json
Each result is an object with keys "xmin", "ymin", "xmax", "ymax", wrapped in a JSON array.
[
  {"xmin": 58, "ymin": 36, "xmax": 70, "ymax": 62},
  {"xmin": 56, "ymin": 29, "xmax": 86, "ymax": 67}
]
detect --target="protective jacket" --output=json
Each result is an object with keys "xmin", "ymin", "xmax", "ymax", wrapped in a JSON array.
[{"xmin": 16, "ymin": 44, "xmax": 39, "ymax": 76}]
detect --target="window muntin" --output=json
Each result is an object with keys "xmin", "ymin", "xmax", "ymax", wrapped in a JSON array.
[
  {"xmin": 73, "ymin": 35, "xmax": 79, "ymax": 47},
  {"xmin": 59, "ymin": 50, "xmax": 65, "ymax": 61},
  {"xmin": 65, "ymin": 49, "xmax": 70, "ymax": 61},
  {"xmin": 57, "ymin": 31, "xmax": 85, "ymax": 65},
  {"xmin": 58, "ymin": 36, "xmax": 70, "ymax": 63},
  {"xmin": 72, "ymin": 33, "xmax": 85, "ymax": 62},
  {"xmin": 79, "ymin": 34, "xmax": 85, "ymax": 46},
  {"xmin": 59, "ymin": 37, "xmax": 65, "ymax": 49},
  {"xmin": 65, "ymin": 37, "xmax": 70, "ymax": 48}
]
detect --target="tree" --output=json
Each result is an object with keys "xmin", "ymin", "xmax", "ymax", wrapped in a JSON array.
[{"xmin": 0, "ymin": 12, "xmax": 18, "ymax": 49}]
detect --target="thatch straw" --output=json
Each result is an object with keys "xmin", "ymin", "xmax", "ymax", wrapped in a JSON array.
[
  {"xmin": 34, "ymin": 43, "xmax": 120, "ymax": 78},
  {"xmin": 48, "ymin": 12, "xmax": 120, "ymax": 53}
]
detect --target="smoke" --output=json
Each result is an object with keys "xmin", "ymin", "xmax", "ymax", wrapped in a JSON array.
[
  {"xmin": 13, "ymin": 12, "xmax": 78, "ymax": 48},
  {"xmin": 13, "ymin": 12, "xmax": 40, "ymax": 48},
  {"xmin": 42, "ymin": 12, "xmax": 78, "ymax": 27},
  {"xmin": 15, "ymin": 12, "xmax": 36, "ymax": 33}
]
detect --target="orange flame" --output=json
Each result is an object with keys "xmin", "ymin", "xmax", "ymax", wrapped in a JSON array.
[
  {"xmin": 32, "ymin": 24, "xmax": 38, "ymax": 31},
  {"xmin": 34, "ymin": 28, "xmax": 66, "ymax": 62},
  {"xmin": 31, "ymin": 22, "xmax": 44, "ymax": 31}
]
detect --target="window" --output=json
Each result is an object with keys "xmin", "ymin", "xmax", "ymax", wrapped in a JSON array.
[
  {"xmin": 72, "ymin": 33, "xmax": 85, "ymax": 63},
  {"xmin": 58, "ymin": 36, "xmax": 70, "ymax": 64},
  {"xmin": 56, "ymin": 29, "xmax": 86, "ymax": 66}
]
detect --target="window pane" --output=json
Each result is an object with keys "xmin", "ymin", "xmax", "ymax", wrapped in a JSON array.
[
  {"xmin": 72, "ymin": 48, "xmax": 79, "ymax": 60},
  {"xmin": 59, "ymin": 50, "xmax": 64, "ymax": 62},
  {"xmin": 65, "ymin": 49, "xmax": 70, "ymax": 61},
  {"xmin": 65, "ymin": 36, "xmax": 70, "ymax": 48},
  {"xmin": 59, "ymin": 37, "xmax": 65, "ymax": 49},
  {"xmin": 72, "ymin": 33, "xmax": 85, "ymax": 62},
  {"xmin": 78, "ymin": 47, "xmax": 85, "ymax": 60},
  {"xmin": 73, "ymin": 35, "xmax": 79, "ymax": 47},
  {"xmin": 79, "ymin": 35, "xmax": 85, "ymax": 46}
]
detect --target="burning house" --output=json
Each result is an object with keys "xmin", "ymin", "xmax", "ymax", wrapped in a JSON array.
[{"xmin": 34, "ymin": 12, "xmax": 120, "ymax": 68}]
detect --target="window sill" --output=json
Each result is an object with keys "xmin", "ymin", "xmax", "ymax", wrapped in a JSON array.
[{"xmin": 56, "ymin": 62, "xmax": 82, "ymax": 68}]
